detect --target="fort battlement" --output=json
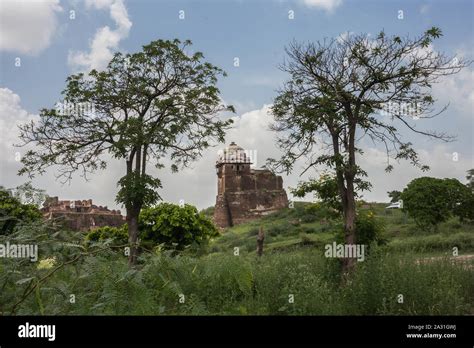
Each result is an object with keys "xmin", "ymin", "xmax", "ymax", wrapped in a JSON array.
[
  {"xmin": 213, "ymin": 142, "xmax": 288, "ymax": 228},
  {"xmin": 42, "ymin": 197, "xmax": 125, "ymax": 231}
]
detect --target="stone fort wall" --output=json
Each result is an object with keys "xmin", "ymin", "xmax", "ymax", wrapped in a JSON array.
[
  {"xmin": 41, "ymin": 197, "xmax": 125, "ymax": 232},
  {"xmin": 213, "ymin": 143, "xmax": 288, "ymax": 228}
]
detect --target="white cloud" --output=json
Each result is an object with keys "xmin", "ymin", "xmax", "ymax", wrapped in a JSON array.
[
  {"xmin": 0, "ymin": 87, "xmax": 125, "ymax": 210},
  {"xmin": 433, "ymin": 66, "xmax": 474, "ymax": 117},
  {"xmin": 301, "ymin": 0, "xmax": 342, "ymax": 12},
  {"xmin": 0, "ymin": 88, "xmax": 40, "ymax": 189},
  {"xmin": 0, "ymin": 88, "xmax": 38, "ymax": 163},
  {"xmin": 358, "ymin": 144, "xmax": 472, "ymax": 202},
  {"xmin": 0, "ymin": 0, "xmax": 62, "ymax": 55},
  {"xmin": 68, "ymin": 0, "xmax": 132, "ymax": 72}
]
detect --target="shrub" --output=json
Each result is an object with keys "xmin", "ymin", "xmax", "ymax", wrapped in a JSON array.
[
  {"xmin": 139, "ymin": 203, "xmax": 219, "ymax": 251},
  {"xmin": 85, "ymin": 225, "xmax": 128, "ymax": 245},
  {"xmin": 335, "ymin": 211, "xmax": 386, "ymax": 248},
  {"xmin": 355, "ymin": 211, "xmax": 386, "ymax": 246},
  {"xmin": 0, "ymin": 188, "xmax": 42, "ymax": 234}
]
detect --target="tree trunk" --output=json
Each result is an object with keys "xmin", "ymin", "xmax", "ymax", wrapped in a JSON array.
[
  {"xmin": 256, "ymin": 226, "xmax": 265, "ymax": 257},
  {"xmin": 342, "ymin": 121, "xmax": 358, "ymax": 276},
  {"xmin": 127, "ymin": 208, "xmax": 140, "ymax": 267},
  {"xmin": 342, "ymin": 177, "xmax": 357, "ymax": 275}
]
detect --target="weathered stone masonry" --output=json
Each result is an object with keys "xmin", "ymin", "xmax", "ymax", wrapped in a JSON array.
[
  {"xmin": 41, "ymin": 196, "xmax": 125, "ymax": 232},
  {"xmin": 213, "ymin": 142, "xmax": 288, "ymax": 228}
]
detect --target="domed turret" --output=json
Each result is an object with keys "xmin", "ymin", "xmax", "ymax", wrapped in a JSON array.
[{"xmin": 216, "ymin": 141, "xmax": 252, "ymax": 165}]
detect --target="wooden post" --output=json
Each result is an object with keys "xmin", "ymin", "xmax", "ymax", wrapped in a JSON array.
[{"xmin": 257, "ymin": 226, "xmax": 265, "ymax": 257}]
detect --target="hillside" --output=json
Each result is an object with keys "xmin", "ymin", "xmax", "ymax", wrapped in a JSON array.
[{"xmin": 207, "ymin": 202, "xmax": 474, "ymax": 257}]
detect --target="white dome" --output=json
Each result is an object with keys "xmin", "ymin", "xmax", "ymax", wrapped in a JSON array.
[{"xmin": 217, "ymin": 142, "xmax": 251, "ymax": 164}]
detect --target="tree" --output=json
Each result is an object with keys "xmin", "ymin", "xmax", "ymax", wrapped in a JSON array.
[
  {"xmin": 401, "ymin": 177, "xmax": 471, "ymax": 231},
  {"xmin": 269, "ymin": 28, "xmax": 470, "ymax": 274},
  {"xmin": 292, "ymin": 172, "xmax": 342, "ymax": 213},
  {"xmin": 139, "ymin": 203, "xmax": 219, "ymax": 251},
  {"xmin": 0, "ymin": 188, "xmax": 42, "ymax": 234},
  {"xmin": 292, "ymin": 171, "xmax": 371, "ymax": 214},
  {"xmin": 467, "ymin": 169, "xmax": 474, "ymax": 193},
  {"xmin": 18, "ymin": 39, "xmax": 234, "ymax": 266},
  {"xmin": 387, "ymin": 190, "xmax": 401, "ymax": 203}
]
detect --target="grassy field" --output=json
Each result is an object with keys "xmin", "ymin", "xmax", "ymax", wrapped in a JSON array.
[{"xmin": 207, "ymin": 202, "xmax": 474, "ymax": 258}]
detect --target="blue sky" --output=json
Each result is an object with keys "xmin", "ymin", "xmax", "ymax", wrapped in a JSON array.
[{"xmin": 1, "ymin": 0, "xmax": 473, "ymax": 210}]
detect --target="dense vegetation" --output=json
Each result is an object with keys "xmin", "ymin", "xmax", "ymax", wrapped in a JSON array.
[
  {"xmin": 401, "ymin": 177, "xmax": 474, "ymax": 230},
  {"xmin": 84, "ymin": 203, "xmax": 218, "ymax": 252},
  {"xmin": 1, "ymin": 200, "xmax": 472, "ymax": 316}
]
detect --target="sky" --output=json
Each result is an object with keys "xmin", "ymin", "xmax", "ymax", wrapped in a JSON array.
[{"xmin": 0, "ymin": 0, "xmax": 473, "ymax": 212}]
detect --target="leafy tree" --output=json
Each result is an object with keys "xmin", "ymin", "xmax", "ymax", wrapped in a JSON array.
[
  {"xmin": 450, "ymin": 177, "xmax": 474, "ymax": 222},
  {"xmin": 0, "ymin": 188, "xmax": 42, "ymax": 234},
  {"xmin": 401, "ymin": 177, "xmax": 472, "ymax": 231},
  {"xmin": 269, "ymin": 27, "xmax": 470, "ymax": 273},
  {"xmin": 292, "ymin": 171, "xmax": 371, "ymax": 215},
  {"xmin": 18, "ymin": 39, "xmax": 234, "ymax": 265},
  {"xmin": 139, "ymin": 203, "xmax": 219, "ymax": 250},
  {"xmin": 387, "ymin": 190, "xmax": 401, "ymax": 203},
  {"xmin": 467, "ymin": 169, "xmax": 474, "ymax": 192},
  {"xmin": 292, "ymin": 172, "xmax": 342, "ymax": 213}
]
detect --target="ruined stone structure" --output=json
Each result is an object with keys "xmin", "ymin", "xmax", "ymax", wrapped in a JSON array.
[
  {"xmin": 213, "ymin": 142, "xmax": 288, "ymax": 228},
  {"xmin": 41, "ymin": 197, "xmax": 125, "ymax": 232}
]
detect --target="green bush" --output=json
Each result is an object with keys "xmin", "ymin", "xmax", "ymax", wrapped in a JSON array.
[
  {"xmin": 0, "ymin": 189, "xmax": 42, "ymax": 234},
  {"xmin": 335, "ymin": 211, "xmax": 386, "ymax": 247},
  {"xmin": 84, "ymin": 225, "xmax": 128, "ymax": 245},
  {"xmin": 355, "ymin": 211, "xmax": 387, "ymax": 246},
  {"xmin": 139, "ymin": 203, "xmax": 219, "ymax": 251}
]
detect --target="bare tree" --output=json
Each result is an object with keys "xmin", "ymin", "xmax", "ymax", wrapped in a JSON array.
[{"xmin": 269, "ymin": 27, "xmax": 471, "ymax": 274}]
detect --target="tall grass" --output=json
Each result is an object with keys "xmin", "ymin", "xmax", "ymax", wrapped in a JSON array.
[{"xmin": 3, "ymin": 246, "xmax": 472, "ymax": 315}]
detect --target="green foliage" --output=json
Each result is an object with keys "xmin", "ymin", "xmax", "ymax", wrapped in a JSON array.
[
  {"xmin": 1, "ymin": 202, "xmax": 472, "ymax": 316},
  {"xmin": 3, "ymin": 233, "xmax": 472, "ymax": 315},
  {"xmin": 387, "ymin": 190, "xmax": 401, "ymax": 203},
  {"xmin": 0, "ymin": 188, "xmax": 42, "ymax": 234},
  {"xmin": 343, "ymin": 248, "xmax": 472, "ymax": 315},
  {"xmin": 268, "ymin": 28, "xmax": 467, "ymax": 271},
  {"xmin": 139, "ymin": 203, "xmax": 219, "ymax": 250},
  {"xmin": 401, "ymin": 177, "xmax": 473, "ymax": 231},
  {"xmin": 304, "ymin": 202, "xmax": 340, "ymax": 221},
  {"xmin": 335, "ymin": 211, "xmax": 386, "ymax": 247},
  {"xmin": 291, "ymin": 172, "xmax": 342, "ymax": 213},
  {"xmin": 84, "ymin": 225, "xmax": 128, "ymax": 246},
  {"xmin": 115, "ymin": 172, "xmax": 162, "ymax": 208},
  {"xmin": 17, "ymin": 38, "xmax": 235, "ymax": 265},
  {"xmin": 466, "ymin": 169, "xmax": 474, "ymax": 192},
  {"xmin": 199, "ymin": 206, "xmax": 215, "ymax": 218},
  {"xmin": 354, "ymin": 211, "xmax": 387, "ymax": 246}
]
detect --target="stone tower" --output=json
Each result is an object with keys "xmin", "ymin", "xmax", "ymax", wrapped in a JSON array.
[{"xmin": 213, "ymin": 142, "xmax": 288, "ymax": 228}]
